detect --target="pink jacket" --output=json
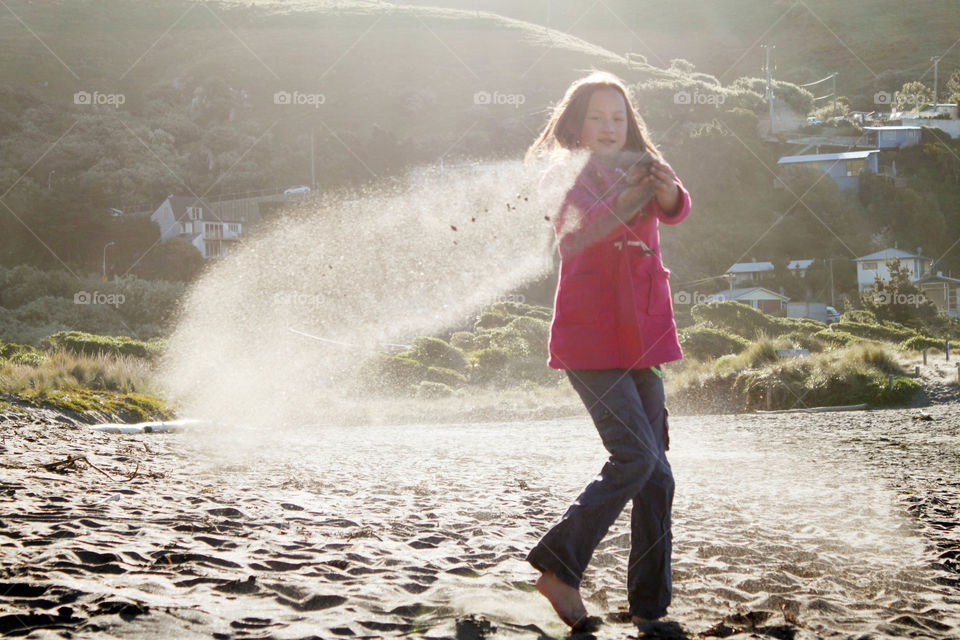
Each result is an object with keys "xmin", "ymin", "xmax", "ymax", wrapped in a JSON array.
[{"xmin": 546, "ymin": 154, "xmax": 692, "ymax": 370}]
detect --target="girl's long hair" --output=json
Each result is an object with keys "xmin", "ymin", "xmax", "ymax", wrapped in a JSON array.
[{"xmin": 526, "ymin": 71, "xmax": 662, "ymax": 163}]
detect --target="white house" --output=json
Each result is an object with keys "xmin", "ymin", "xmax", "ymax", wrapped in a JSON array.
[
  {"xmin": 713, "ymin": 286, "xmax": 790, "ymax": 314},
  {"xmin": 150, "ymin": 195, "xmax": 247, "ymax": 259},
  {"xmin": 916, "ymin": 272, "xmax": 960, "ymax": 318},
  {"xmin": 726, "ymin": 258, "xmax": 814, "ymax": 287},
  {"xmin": 854, "ymin": 248, "xmax": 932, "ymax": 291}
]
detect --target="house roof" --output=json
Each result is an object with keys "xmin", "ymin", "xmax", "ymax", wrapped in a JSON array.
[
  {"xmin": 714, "ymin": 286, "xmax": 790, "ymax": 302},
  {"xmin": 778, "ymin": 150, "xmax": 879, "ymax": 164},
  {"xmin": 165, "ymin": 195, "xmax": 247, "ymax": 223},
  {"xmin": 727, "ymin": 261, "xmax": 774, "ymax": 274},
  {"xmin": 726, "ymin": 259, "xmax": 814, "ymax": 274},
  {"xmin": 917, "ymin": 273, "xmax": 960, "ymax": 285},
  {"xmin": 855, "ymin": 248, "xmax": 931, "ymax": 262},
  {"xmin": 862, "ymin": 126, "xmax": 922, "ymax": 132}
]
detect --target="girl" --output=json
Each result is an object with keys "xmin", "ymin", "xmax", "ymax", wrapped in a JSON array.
[{"xmin": 525, "ymin": 71, "xmax": 691, "ymax": 631}]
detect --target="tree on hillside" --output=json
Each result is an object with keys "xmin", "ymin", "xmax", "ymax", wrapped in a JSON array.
[
  {"xmin": 134, "ymin": 238, "xmax": 204, "ymax": 282},
  {"xmin": 896, "ymin": 81, "xmax": 933, "ymax": 112},
  {"xmin": 859, "ymin": 258, "xmax": 939, "ymax": 328},
  {"xmin": 945, "ymin": 68, "xmax": 960, "ymax": 103}
]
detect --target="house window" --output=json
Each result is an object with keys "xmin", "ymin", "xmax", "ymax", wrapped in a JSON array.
[
  {"xmin": 229, "ymin": 224, "xmax": 240, "ymax": 233},
  {"xmin": 187, "ymin": 206, "xmax": 202, "ymax": 220},
  {"xmin": 846, "ymin": 159, "xmax": 865, "ymax": 177},
  {"xmin": 861, "ymin": 261, "xmax": 877, "ymax": 270},
  {"xmin": 183, "ymin": 222, "xmax": 192, "ymax": 233},
  {"xmin": 204, "ymin": 241, "xmax": 220, "ymax": 258}
]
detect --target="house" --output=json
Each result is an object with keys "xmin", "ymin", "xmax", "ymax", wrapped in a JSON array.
[
  {"xmin": 725, "ymin": 258, "xmax": 814, "ymax": 287},
  {"xmin": 712, "ymin": 286, "xmax": 790, "ymax": 314},
  {"xmin": 899, "ymin": 103, "xmax": 960, "ymax": 139},
  {"xmin": 916, "ymin": 272, "xmax": 960, "ymax": 318},
  {"xmin": 777, "ymin": 150, "xmax": 880, "ymax": 190},
  {"xmin": 854, "ymin": 247, "xmax": 932, "ymax": 292},
  {"xmin": 862, "ymin": 126, "xmax": 922, "ymax": 149},
  {"xmin": 150, "ymin": 195, "xmax": 251, "ymax": 259}
]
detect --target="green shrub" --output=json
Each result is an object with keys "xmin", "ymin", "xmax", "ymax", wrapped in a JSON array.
[
  {"xmin": 871, "ymin": 376, "xmax": 922, "ymax": 405},
  {"xmin": 900, "ymin": 335, "xmax": 945, "ymax": 352},
  {"xmin": 13, "ymin": 296, "xmax": 130, "ymax": 336},
  {"xmin": 812, "ymin": 329, "xmax": 879, "ymax": 348},
  {"xmin": 678, "ymin": 325, "xmax": 750, "ymax": 360},
  {"xmin": 0, "ymin": 342, "xmax": 39, "ymax": 360},
  {"xmin": 407, "ymin": 336, "xmax": 467, "ymax": 372},
  {"xmin": 9, "ymin": 351, "xmax": 46, "ymax": 366},
  {"xmin": 504, "ymin": 316, "xmax": 549, "ymax": 356},
  {"xmin": 449, "ymin": 331, "xmax": 478, "ymax": 352},
  {"xmin": 830, "ymin": 321, "xmax": 916, "ymax": 343},
  {"xmin": 0, "ymin": 265, "xmax": 76, "ymax": 308},
  {"xmin": 415, "ymin": 381, "xmax": 454, "ymax": 398},
  {"xmin": 691, "ymin": 301, "xmax": 775, "ymax": 338},
  {"xmin": 842, "ymin": 309, "xmax": 877, "ymax": 324},
  {"xmin": 354, "ymin": 355, "xmax": 425, "ymax": 394},
  {"xmin": 483, "ymin": 326, "xmax": 530, "ymax": 358},
  {"xmin": 423, "ymin": 366, "xmax": 467, "ymax": 387},
  {"xmin": 469, "ymin": 348, "xmax": 510, "ymax": 384},
  {"xmin": 43, "ymin": 331, "xmax": 164, "ymax": 359},
  {"xmin": 474, "ymin": 310, "xmax": 513, "ymax": 330},
  {"xmin": 525, "ymin": 307, "xmax": 552, "ymax": 321}
]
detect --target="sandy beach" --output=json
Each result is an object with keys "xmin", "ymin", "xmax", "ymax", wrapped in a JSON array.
[{"xmin": 2, "ymin": 399, "xmax": 959, "ymax": 639}]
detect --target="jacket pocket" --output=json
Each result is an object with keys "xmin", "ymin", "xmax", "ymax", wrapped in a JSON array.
[{"xmin": 646, "ymin": 266, "xmax": 673, "ymax": 316}]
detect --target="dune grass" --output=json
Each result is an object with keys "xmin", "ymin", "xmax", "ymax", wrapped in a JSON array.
[
  {"xmin": 668, "ymin": 339, "xmax": 919, "ymax": 413},
  {"xmin": 0, "ymin": 349, "xmax": 170, "ymax": 422}
]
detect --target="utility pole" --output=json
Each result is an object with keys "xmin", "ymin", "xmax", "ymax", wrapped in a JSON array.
[
  {"xmin": 831, "ymin": 72, "xmax": 837, "ymax": 116},
  {"xmin": 931, "ymin": 56, "xmax": 941, "ymax": 107},
  {"xmin": 762, "ymin": 44, "xmax": 775, "ymax": 133}
]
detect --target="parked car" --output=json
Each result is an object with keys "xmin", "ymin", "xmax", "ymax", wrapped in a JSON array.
[
  {"xmin": 283, "ymin": 185, "xmax": 311, "ymax": 197},
  {"xmin": 826, "ymin": 306, "xmax": 841, "ymax": 323},
  {"xmin": 806, "ymin": 116, "xmax": 822, "ymax": 125}
]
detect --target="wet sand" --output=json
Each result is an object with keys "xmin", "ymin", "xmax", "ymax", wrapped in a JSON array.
[{"xmin": 1, "ymin": 402, "xmax": 959, "ymax": 639}]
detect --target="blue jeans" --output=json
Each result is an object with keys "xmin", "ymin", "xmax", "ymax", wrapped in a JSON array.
[{"xmin": 526, "ymin": 368, "xmax": 674, "ymax": 619}]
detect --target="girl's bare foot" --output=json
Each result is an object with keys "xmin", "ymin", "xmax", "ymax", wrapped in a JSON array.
[{"xmin": 535, "ymin": 570, "xmax": 589, "ymax": 629}]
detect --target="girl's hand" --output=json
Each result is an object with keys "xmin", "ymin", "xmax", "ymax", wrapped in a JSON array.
[
  {"xmin": 615, "ymin": 183, "xmax": 654, "ymax": 218},
  {"xmin": 641, "ymin": 160, "xmax": 681, "ymax": 214}
]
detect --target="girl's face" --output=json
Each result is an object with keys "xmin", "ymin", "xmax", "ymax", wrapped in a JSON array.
[{"xmin": 578, "ymin": 87, "xmax": 628, "ymax": 156}]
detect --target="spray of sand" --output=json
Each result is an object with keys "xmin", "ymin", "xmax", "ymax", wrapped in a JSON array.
[{"xmin": 159, "ymin": 155, "xmax": 588, "ymax": 434}]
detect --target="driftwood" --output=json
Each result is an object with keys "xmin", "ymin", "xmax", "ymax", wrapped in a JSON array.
[
  {"xmin": 39, "ymin": 455, "xmax": 139, "ymax": 481},
  {"xmin": 755, "ymin": 403, "xmax": 868, "ymax": 414}
]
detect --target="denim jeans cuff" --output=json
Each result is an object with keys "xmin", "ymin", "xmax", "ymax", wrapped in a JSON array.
[
  {"xmin": 629, "ymin": 606, "xmax": 667, "ymax": 620},
  {"xmin": 525, "ymin": 545, "xmax": 581, "ymax": 590}
]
